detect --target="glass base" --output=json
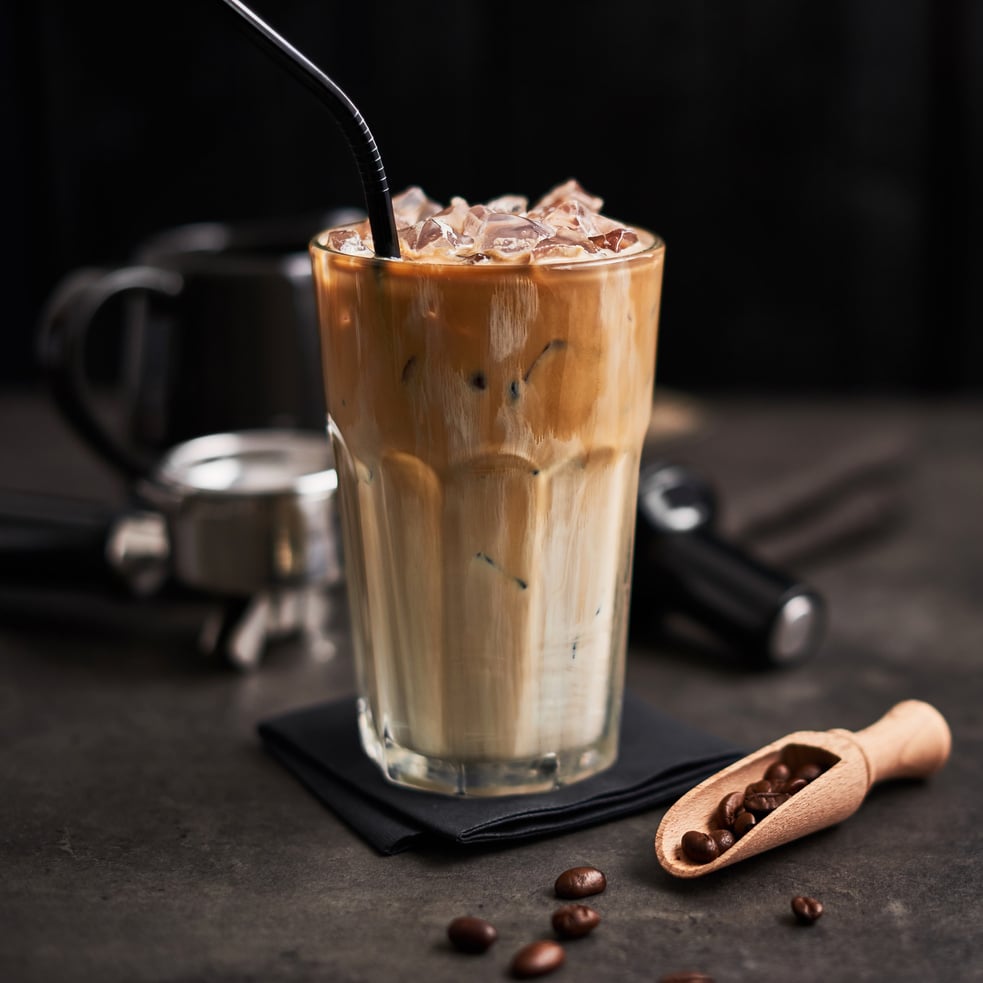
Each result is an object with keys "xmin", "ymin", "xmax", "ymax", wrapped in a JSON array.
[{"xmin": 357, "ymin": 700, "xmax": 618, "ymax": 797}]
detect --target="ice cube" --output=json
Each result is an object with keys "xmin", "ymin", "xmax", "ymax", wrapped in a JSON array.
[
  {"xmin": 475, "ymin": 213, "xmax": 551, "ymax": 256},
  {"xmin": 399, "ymin": 217, "xmax": 474, "ymax": 258},
  {"xmin": 588, "ymin": 228, "xmax": 640, "ymax": 253},
  {"xmin": 391, "ymin": 187, "xmax": 443, "ymax": 228},
  {"xmin": 589, "ymin": 213, "xmax": 626, "ymax": 234},
  {"xmin": 462, "ymin": 204, "xmax": 493, "ymax": 239},
  {"xmin": 434, "ymin": 196, "xmax": 473, "ymax": 235},
  {"xmin": 327, "ymin": 227, "xmax": 373, "ymax": 256},
  {"xmin": 530, "ymin": 179, "xmax": 604, "ymax": 216},
  {"xmin": 538, "ymin": 199, "xmax": 604, "ymax": 237},
  {"xmin": 483, "ymin": 194, "xmax": 529, "ymax": 214}
]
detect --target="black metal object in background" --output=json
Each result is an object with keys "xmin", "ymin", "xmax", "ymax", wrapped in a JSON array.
[{"xmin": 630, "ymin": 461, "xmax": 826, "ymax": 668}]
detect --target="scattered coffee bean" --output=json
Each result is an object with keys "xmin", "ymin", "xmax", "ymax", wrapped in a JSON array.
[
  {"xmin": 658, "ymin": 973, "xmax": 715, "ymax": 983},
  {"xmin": 446, "ymin": 915, "xmax": 497, "ymax": 953},
  {"xmin": 710, "ymin": 828, "xmax": 735, "ymax": 853},
  {"xmin": 791, "ymin": 895, "xmax": 824, "ymax": 924},
  {"xmin": 764, "ymin": 761, "xmax": 791, "ymax": 783},
  {"xmin": 745, "ymin": 779, "xmax": 773, "ymax": 796},
  {"xmin": 511, "ymin": 940, "xmax": 565, "ymax": 978},
  {"xmin": 733, "ymin": 810, "xmax": 756, "ymax": 838},
  {"xmin": 552, "ymin": 903, "xmax": 600, "ymax": 939},
  {"xmin": 681, "ymin": 830, "xmax": 719, "ymax": 865},
  {"xmin": 554, "ymin": 865, "xmax": 606, "ymax": 898},
  {"xmin": 716, "ymin": 790, "xmax": 744, "ymax": 830}
]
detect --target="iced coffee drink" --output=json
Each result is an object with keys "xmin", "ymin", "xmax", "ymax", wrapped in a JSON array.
[{"xmin": 310, "ymin": 181, "xmax": 664, "ymax": 795}]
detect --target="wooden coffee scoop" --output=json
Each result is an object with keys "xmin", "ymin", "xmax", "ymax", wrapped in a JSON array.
[{"xmin": 655, "ymin": 700, "xmax": 951, "ymax": 878}]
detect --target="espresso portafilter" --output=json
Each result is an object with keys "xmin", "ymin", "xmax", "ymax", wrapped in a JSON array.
[
  {"xmin": 630, "ymin": 461, "xmax": 826, "ymax": 667},
  {"xmin": 0, "ymin": 430, "xmax": 342, "ymax": 670}
]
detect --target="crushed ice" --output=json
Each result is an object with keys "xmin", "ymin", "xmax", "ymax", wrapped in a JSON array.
[{"xmin": 325, "ymin": 180, "xmax": 647, "ymax": 264}]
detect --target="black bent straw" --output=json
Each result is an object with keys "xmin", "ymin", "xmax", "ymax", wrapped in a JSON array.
[{"xmin": 217, "ymin": 0, "xmax": 400, "ymax": 259}]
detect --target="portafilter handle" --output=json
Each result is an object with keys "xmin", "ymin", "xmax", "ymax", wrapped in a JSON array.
[
  {"xmin": 0, "ymin": 489, "xmax": 306, "ymax": 671},
  {"xmin": 0, "ymin": 490, "xmax": 169, "ymax": 596}
]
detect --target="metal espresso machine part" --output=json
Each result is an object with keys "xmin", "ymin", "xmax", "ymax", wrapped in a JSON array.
[{"xmin": 0, "ymin": 430, "xmax": 342, "ymax": 670}]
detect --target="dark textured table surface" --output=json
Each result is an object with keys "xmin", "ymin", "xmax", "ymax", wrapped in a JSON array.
[{"xmin": 2, "ymin": 390, "xmax": 982, "ymax": 983}]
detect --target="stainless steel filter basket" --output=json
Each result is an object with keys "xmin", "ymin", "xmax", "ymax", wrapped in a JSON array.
[{"xmin": 138, "ymin": 429, "xmax": 341, "ymax": 596}]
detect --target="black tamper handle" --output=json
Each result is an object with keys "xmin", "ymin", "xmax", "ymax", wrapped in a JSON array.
[{"xmin": 632, "ymin": 462, "xmax": 826, "ymax": 667}]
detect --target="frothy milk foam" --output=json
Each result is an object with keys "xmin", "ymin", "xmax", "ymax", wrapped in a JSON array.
[{"xmin": 311, "ymin": 181, "xmax": 664, "ymax": 793}]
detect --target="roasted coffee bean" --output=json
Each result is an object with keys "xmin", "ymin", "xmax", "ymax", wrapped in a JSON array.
[
  {"xmin": 780, "ymin": 777, "xmax": 808, "ymax": 795},
  {"xmin": 658, "ymin": 973, "xmax": 715, "ymax": 983},
  {"xmin": 764, "ymin": 761, "xmax": 791, "ymax": 783},
  {"xmin": 716, "ymin": 790, "xmax": 745, "ymax": 829},
  {"xmin": 552, "ymin": 903, "xmax": 600, "ymax": 939},
  {"xmin": 511, "ymin": 940, "xmax": 565, "ymax": 978},
  {"xmin": 793, "ymin": 762, "xmax": 824, "ymax": 783},
  {"xmin": 744, "ymin": 789, "xmax": 790, "ymax": 814},
  {"xmin": 681, "ymin": 830, "xmax": 719, "ymax": 864},
  {"xmin": 693, "ymin": 752, "xmax": 825, "ymax": 849},
  {"xmin": 554, "ymin": 865, "xmax": 606, "ymax": 898},
  {"xmin": 733, "ymin": 810, "xmax": 756, "ymax": 838},
  {"xmin": 710, "ymin": 828, "xmax": 735, "ymax": 853},
  {"xmin": 791, "ymin": 895, "xmax": 824, "ymax": 924},
  {"xmin": 447, "ymin": 915, "xmax": 498, "ymax": 953}
]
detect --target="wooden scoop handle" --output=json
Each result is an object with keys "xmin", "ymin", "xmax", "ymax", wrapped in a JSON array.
[{"xmin": 837, "ymin": 699, "xmax": 951, "ymax": 786}]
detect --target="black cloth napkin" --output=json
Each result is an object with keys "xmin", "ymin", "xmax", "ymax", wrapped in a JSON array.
[{"xmin": 257, "ymin": 692, "xmax": 742, "ymax": 855}]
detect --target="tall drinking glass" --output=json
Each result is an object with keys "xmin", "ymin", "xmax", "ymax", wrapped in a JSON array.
[{"xmin": 310, "ymin": 234, "xmax": 664, "ymax": 795}]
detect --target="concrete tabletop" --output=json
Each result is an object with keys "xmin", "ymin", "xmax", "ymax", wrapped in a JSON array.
[{"xmin": 1, "ymin": 391, "xmax": 981, "ymax": 983}]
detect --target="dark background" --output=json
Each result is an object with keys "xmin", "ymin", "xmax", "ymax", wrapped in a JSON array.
[{"xmin": 3, "ymin": 0, "xmax": 982, "ymax": 393}]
